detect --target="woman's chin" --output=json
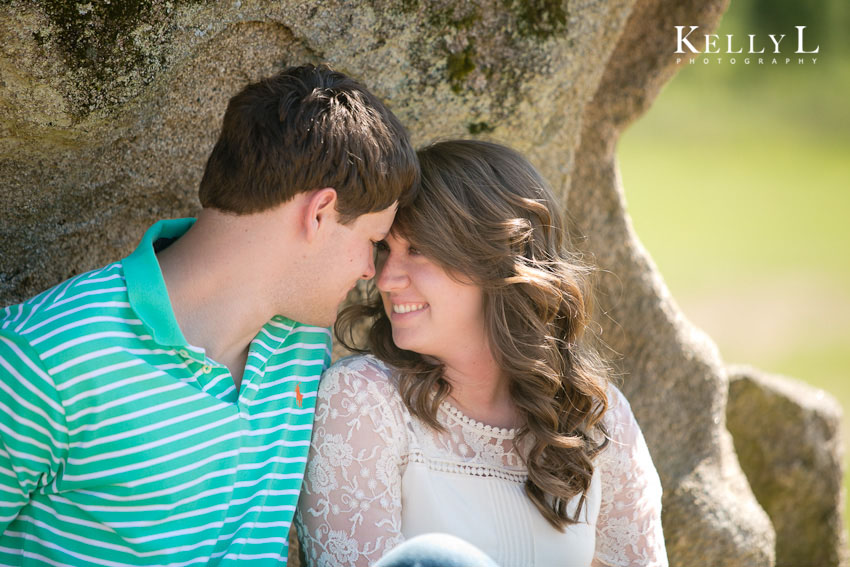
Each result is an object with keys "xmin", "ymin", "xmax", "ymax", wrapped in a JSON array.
[{"xmin": 390, "ymin": 330, "xmax": 421, "ymax": 354}]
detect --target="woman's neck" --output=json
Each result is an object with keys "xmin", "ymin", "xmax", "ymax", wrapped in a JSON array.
[{"xmin": 440, "ymin": 345, "xmax": 521, "ymax": 430}]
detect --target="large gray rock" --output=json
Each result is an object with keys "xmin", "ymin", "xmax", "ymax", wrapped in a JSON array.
[
  {"xmin": 0, "ymin": 0, "xmax": 635, "ymax": 302},
  {"xmin": 4, "ymin": 0, "xmax": 840, "ymax": 564},
  {"xmin": 567, "ymin": 0, "xmax": 777, "ymax": 563},
  {"xmin": 727, "ymin": 365, "xmax": 847, "ymax": 567}
]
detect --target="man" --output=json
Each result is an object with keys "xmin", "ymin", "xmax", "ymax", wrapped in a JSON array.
[{"xmin": 0, "ymin": 64, "xmax": 417, "ymax": 565}]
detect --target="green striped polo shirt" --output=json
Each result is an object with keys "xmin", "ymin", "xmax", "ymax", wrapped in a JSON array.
[{"xmin": 0, "ymin": 218, "xmax": 331, "ymax": 566}]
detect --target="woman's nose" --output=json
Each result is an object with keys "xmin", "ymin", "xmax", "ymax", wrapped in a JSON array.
[{"xmin": 376, "ymin": 253, "xmax": 408, "ymax": 292}]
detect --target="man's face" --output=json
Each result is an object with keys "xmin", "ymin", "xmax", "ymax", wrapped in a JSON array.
[{"xmin": 306, "ymin": 202, "xmax": 397, "ymax": 327}]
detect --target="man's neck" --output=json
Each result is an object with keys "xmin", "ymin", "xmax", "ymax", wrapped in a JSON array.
[{"xmin": 156, "ymin": 212, "xmax": 284, "ymax": 387}]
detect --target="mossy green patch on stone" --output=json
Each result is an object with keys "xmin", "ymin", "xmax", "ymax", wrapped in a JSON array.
[
  {"xmin": 446, "ymin": 41, "xmax": 476, "ymax": 94},
  {"xmin": 467, "ymin": 121, "xmax": 494, "ymax": 134},
  {"xmin": 390, "ymin": 0, "xmax": 480, "ymax": 30},
  {"xmin": 426, "ymin": 4, "xmax": 480, "ymax": 30},
  {"xmin": 31, "ymin": 0, "xmax": 199, "ymax": 114},
  {"xmin": 397, "ymin": 0, "xmax": 419, "ymax": 14},
  {"xmin": 38, "ymin": 0, "xmax": 153, "ymax": 74},
  {"xmin": 504, "ymin": 0, "xmax": 568, "ymax": 40},
  {"xmin": 391, "ymin": 0, "xmax": 572, "ymax": 116}
]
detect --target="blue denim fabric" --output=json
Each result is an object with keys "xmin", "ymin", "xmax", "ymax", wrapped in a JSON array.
[{"xmin": 373, "ymin": 533, "xmax": 501, "ymax": 567}]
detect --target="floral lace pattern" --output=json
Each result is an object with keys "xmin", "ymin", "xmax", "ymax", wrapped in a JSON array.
[
  {"xmin": 296, "ymin": 355, "xmax": 668, "ymax": 567},
  {"xmin": 589, "ymin": 381, "xmax": 668, "ymax": 567}
]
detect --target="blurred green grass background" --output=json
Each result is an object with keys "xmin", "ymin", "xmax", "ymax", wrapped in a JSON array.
[{"xmin": 617, "ymin": 0, "xmax": 850, "ymax": 541}]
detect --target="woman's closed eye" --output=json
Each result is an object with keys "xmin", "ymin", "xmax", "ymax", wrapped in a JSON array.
[{"xmin": 374, "ymin": 238, "xmax": 422, "ymax": 258}]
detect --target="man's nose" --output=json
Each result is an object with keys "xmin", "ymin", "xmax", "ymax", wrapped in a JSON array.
[{"xmin": 361, "ymin": 252, "xmax": 376, "ymax": 280}]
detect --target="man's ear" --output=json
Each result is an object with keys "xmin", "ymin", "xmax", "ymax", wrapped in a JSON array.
[{"xmin": 303, "ymin": 188, "xmax": 338, "ymax": 243}]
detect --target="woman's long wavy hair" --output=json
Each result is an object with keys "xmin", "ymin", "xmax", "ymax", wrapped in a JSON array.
[{"xmin": 335, "ymin": 139, "xmax": 610, "ymax": 530}]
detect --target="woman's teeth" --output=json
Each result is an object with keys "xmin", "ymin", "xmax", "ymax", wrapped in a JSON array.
[{"xmin": 393, "ymin": 303, "xmax": 427, "ymax": 314}]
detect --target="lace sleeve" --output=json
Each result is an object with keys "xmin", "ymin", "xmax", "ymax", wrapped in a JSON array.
[
  {"xmin": 295, "ymin": 356, "xmax": 408, "ymax": 567},
  {"xmin": 592, "ymin": 385, "xmax": 668, "ymax": 567}
]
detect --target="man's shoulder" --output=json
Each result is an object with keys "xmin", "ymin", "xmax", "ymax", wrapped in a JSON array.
[
  {"xmin": 261, "ymin": 317, "xmax": 332, "ymax": 367},
  {"xmin": 2, "ymin": 262, "xmax": 129, "ymax": 341},
  {"xmin": 268, "ymin": 317, "xmax": 332, "ymax": 345},
  {"xmin": 0, "ymin": 263, "xmax": 129, "ymax": 380}
]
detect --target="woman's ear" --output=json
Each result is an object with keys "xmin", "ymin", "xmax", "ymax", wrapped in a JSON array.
[{"xmin": 303, "ymin": 188, "xmax": 338, "ymax": 243}]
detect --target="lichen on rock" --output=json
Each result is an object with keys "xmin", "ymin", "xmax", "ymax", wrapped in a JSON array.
[{"xmin": 30, "ymin": 0, "xmax": 189, "ymax": 115}]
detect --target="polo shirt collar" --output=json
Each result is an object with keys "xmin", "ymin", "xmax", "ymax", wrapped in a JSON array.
[{"xmin": 123, "ymin": 218, "xmax": 196, "ymax": 350}]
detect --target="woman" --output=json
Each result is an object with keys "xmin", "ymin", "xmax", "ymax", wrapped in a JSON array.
[{"xmin": 295, "ymin": 140, "xmax": 668, "ymax": 567}]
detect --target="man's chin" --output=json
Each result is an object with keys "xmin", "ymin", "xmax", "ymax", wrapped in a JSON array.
[
  {"xmin": 297, "ymin": 297, "xmax": 350, "ymax": 328},
  {"xmin": 283, "ymin": 311, "xmax": 335, "ymax": 329},
  {"xmin": 312, "ymin": 314, "xmax": 336, "ymax": 329}
]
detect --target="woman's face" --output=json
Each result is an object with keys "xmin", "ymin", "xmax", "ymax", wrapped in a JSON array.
[{"xmin": 375, "ymin": 232, "xmax": 487, "ymax": 360}]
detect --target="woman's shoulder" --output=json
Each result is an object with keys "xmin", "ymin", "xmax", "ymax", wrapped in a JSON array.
[
  {"xmin": 602, "ymin": 382, "xmax": 638, "ymax": 431},
  {"xmin": 319, "ymin": 354, "xmax": 402, "ymax": 406},
  {"xmin": 597, "ymin": 382, "xmax": 656, "ymax": 471},
  {"xmin": 324, "ymin": 354, "xmax": 396, "ymax": 384}
]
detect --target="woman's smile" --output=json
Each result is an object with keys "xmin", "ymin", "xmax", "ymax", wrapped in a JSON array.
[{"xmin": 391, "ymin": 302, "xmax": 430, "ymax": 316}]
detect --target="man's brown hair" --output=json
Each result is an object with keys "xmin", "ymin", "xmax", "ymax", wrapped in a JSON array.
[{"xmin": 199, "ymin": 64, "xmax": 418, "ymax": 222}]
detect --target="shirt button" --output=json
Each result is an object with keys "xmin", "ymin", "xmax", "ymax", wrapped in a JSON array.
[
  {"xmin": 202, "ymin": 365, "xmax": 212, "ymax": 374},
  {"xmin": 178, "ymin": 349, "xmax": 190, "ymax": 358}
]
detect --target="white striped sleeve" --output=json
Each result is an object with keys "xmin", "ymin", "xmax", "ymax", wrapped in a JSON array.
[{"xmin": 0, "ymin": 330, "xmax": 69, "ymax": 531}]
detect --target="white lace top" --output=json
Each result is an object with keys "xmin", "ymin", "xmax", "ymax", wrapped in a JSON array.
[{"xmin": 295, "ymin": 355, "xmax": 668, "ymax": 567}]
